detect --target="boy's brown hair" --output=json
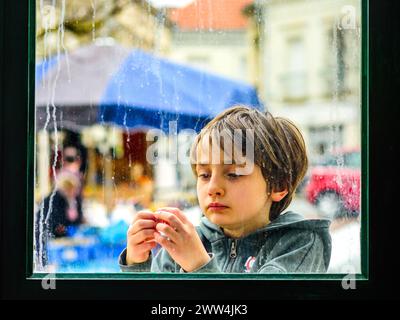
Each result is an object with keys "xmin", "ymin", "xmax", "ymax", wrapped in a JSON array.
[{"xmin": 190, "ymin": 105, "xmax": 308, "ymax": 221}]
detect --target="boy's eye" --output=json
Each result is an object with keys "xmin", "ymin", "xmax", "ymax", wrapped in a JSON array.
[
  {"xmin": 198, "ymin": 173, "xmax": 210, "ymax": 179},
  {"xmin": 197, "ymin": 172, "xmax": 242, "ymax": 180},
  {"xmin": 227, "ymin": 173, "xmax": 242, "ymax": 179}
]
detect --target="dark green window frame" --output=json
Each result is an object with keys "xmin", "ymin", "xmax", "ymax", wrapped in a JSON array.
[
  {"xmin": 23, "ymin": 0, "xmax": 369, "ymax": 282},
  {"xmin": 0, "ymin": 0, "xmax": 376, "ymax": 299}
]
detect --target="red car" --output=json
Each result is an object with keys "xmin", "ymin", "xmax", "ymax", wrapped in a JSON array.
[{"xmin": 305, "ymin": 149, "xmax": 361, "ymax": 219}]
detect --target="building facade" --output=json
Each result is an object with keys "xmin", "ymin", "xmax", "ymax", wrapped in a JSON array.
[
  {"xmin": 36, "ymin": 0, "xmax": 172, "ymax": 60},
  {"xmin": 168, "ymin": 0, "xmax": 254, "ymax": 83},
  {"xmin": 257, "ymin": 0, "xmax": 361, "ymax": 163}
]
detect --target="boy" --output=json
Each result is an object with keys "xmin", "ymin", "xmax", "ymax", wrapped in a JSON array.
[{"xmin": 119, "ymin": 106, "xmax": 331, "ymax": 273}]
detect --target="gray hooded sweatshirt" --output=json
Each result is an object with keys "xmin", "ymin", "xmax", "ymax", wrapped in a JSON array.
[{"xmin": 119, "ymin": 211, "xmax": 331, "ymax": 273}]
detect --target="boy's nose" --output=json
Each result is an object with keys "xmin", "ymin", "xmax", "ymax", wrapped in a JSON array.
[{"xmin": 207, "ymin": 177, "xmax": 225, "ymax": 197}]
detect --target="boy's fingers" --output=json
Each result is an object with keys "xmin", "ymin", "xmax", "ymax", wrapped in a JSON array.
[
  {"xmin": 155, "ymin": 223, "xmax": 178, "ymax": 243},
  {"xmin": 135, "ymin": 241, "xmax": 157, "ymax": 253},
  {"xmin": 129, "ymin": 229, "xmax": 156, "ymax": 245},
  {"xmin": 127, "ymin": 219, "xmax": 156, "ymax": 236},
  {"xmin": 153, "ymin": 211, "xmax": 181, "ymax": 230},
  {"xmin": 131, "ymin": 210, "xmax": 155, "ymax": 224},
  {"xmin": 154, "ymin": 232, "xmax": 174, "ymax": 250},
  {"xmin": 157, "ymin": 207, "xmax": 189, "ymax": 224}
]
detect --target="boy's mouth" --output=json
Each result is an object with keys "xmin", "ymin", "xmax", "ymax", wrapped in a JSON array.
[{"xmin": 207, "ymin": 202, "xmax": 229, "ymax": 211}]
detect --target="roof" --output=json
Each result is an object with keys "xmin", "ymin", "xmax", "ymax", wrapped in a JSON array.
[{"xmin": 169, "ymin": 0, "xmax": 254, "ymax": 31}]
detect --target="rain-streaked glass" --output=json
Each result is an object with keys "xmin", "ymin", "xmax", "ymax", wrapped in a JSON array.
[{"xmin": 33, "ymin": 0, "xmax": 362, "ymax": 275}]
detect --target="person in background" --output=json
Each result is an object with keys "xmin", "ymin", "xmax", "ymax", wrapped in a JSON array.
[
  {"xmin": 59, "ymin": 145, "xmax": 84, "ymax": 192},
  {"xmin": 58, "ymin": 145, "xmax": 84, "ymax": 219},
  {"xmin": 35, "ymin": 172, "xmax": 84, "ymax": 268}
]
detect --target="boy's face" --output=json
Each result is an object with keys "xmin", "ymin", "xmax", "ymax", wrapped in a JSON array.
[{"xmin": 195, "ymin": 145, "xmax": 272, "ymax": 238}]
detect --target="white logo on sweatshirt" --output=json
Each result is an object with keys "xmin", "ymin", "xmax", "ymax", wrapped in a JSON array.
[{"xmin": 244, "ymin": 256, "xmax": 256, "ymax": 272}]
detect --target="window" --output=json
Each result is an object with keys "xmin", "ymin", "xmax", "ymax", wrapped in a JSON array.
[
  {"xmin": 282, "ymin": 37, "xmax": 307, "ymax": 101},
  {"xmin": 30, "ymin": 0, "xmax": 366, "ymax": 279},
  {"xmin": 309, "ymin": 125, "xmax": 344, "ymax": 164}
]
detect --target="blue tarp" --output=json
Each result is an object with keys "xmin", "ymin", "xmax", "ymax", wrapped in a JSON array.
[
  {"xmin": 47, "ymin": 222, "xmax": 128, "ymax": 271},
  {"xmin": 99, "ymin": 49, "xmax": 263, "ymax": 132},
  {"xmin": 35, "ymin": 45, "xmax": 264, "ymax": 132},
  {"xmin": 35, "ymin": 56, "xmax": 60, "ymax": 84}
]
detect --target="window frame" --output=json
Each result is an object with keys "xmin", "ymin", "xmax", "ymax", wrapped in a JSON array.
[
  {"xmin": 1, "ymin": 0, "xmax": 370, "ymax": 297},
  {"xmin": 23, "ymin": 0, "xmax": 369, "ymax": 283}
]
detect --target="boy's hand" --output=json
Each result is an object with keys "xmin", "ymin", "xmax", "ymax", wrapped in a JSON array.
[
  {"xmin": 126, "ymin": 210, "xmax": 158, "ymax": 265},
  {"xmin": 153, "ymin": 207, "xmax": 211, "ymax": 272}
]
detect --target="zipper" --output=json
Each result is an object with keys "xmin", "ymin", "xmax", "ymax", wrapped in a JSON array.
[{"xmin": 230, "ymin": 239, "xmax": 237, "ymax": 259}]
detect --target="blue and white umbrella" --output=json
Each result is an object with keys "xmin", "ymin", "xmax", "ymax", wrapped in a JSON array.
[{"xmin": 36, "ymin": 43, "xmax": 263, "ymax": 132}]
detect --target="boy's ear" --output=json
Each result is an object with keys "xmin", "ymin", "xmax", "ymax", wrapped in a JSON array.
[{"xmin": 270, "ymin": 189, "xmax": 288, "ymax": 202}]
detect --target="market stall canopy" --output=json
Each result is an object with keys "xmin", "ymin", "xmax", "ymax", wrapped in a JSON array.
[
  {"xmin": 99, "ymin": 49, "xmax": 263, "ymax": 132},
  {"xmin": 36, "ymin": 43, "xmax": 263, "ymax": 132},
  {"xmin": 35, "ymin": 44, "xmax": 131, "ymax": 132}
]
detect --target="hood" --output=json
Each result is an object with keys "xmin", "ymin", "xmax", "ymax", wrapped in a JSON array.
[{"xmin": 198, "ymin": 211, "xmax": 332, "ymax": 271}]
